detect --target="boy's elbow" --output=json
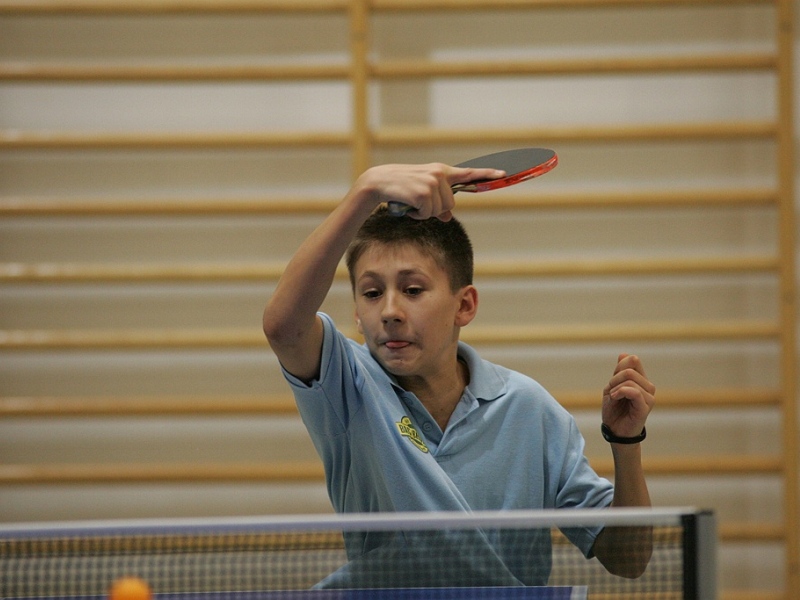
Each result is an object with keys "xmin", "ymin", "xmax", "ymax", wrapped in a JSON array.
[
  {"xmin": 262, "ymin": 307, "xmax": 288, "ymax": 345},
  {"xmin": 263, "ymin": 319, "xmax": 290, "ymax": 350},
  {"xmin": 262, "ymin": 309, "xmax": 275, "ymax": 340},
  {"xmin": 262, "ymin": 311, "xmax": 322, "ymax": 384},
  {"xmin": 602, "ymin": 552, "xmax": 651, "ymax": 579},
  {"xmin": 593, "ymin": 525, "xmax": 654, "ymax": 580},
  {"xmin": 262, "ymin": 308, "xmax": 316, "ymax": 350}
]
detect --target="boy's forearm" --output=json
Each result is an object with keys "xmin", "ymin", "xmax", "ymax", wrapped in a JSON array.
[
  {"xmin": 609, "ymin": 443, "xmax": 650, "ymax": 509},
  {"xmin": 593, "ymin": 442, "xmax": 653, "ymax": 578},
  {"xmin": 263, "ymin": 186, "xmax": 376, "ymax": 342}
]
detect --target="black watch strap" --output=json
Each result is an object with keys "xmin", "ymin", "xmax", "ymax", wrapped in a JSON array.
[{"xmin": 601, "ymin": 423, "xmax": 646, "ymax": 445}]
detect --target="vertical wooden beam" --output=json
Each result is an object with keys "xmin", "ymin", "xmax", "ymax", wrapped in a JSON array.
[
  {"xmin": 776, "ymin": 0, "xmax": 798, "ymax": 594},
  {"xmin": 350, "ymin": 0, "xmax": 371, "ymax": 180}
]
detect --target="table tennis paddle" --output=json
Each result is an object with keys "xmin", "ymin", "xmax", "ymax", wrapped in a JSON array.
[{"xmin": 387, "ymin": 147, "xmax": 558, "ymax": 217}]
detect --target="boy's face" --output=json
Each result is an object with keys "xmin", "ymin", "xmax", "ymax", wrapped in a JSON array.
[{"xmin": 352, "ymin": 242, "xmax": 477, "ymax": 380}]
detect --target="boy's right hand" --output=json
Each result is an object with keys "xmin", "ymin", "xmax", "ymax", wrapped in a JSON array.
[{"xmin": 354, "ymin": 163, "xmax": 505, "ymax": 221}]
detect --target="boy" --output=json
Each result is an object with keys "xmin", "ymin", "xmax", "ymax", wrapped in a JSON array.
[{"xmin": 263, "ymin": 163, "xmax": 655, "ymax": 586}]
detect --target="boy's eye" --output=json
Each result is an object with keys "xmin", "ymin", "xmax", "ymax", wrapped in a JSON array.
[
  {"xmin": 362, "ymin": 290, "xmax": 381, "ymax": 299},
  {"xmin": 405, "ymin": 287, "xmax": 423, "ymax": 296}
]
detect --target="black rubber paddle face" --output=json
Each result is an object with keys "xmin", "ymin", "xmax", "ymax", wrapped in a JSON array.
[
  {"xmin": 451, "ymin": 148, "xmax": 558, "ymax": 193},
  {"xmin": 388, "ymin": 147, "xmax": 558, "ymax": 216}
]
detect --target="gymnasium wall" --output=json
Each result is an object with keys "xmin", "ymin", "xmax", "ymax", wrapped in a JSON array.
[{"xmin": 0, "ymin": 1, "xmax": 797, "ymax": 597}]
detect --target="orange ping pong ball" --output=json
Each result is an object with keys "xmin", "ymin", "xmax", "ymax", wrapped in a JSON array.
[{"xmin": 108, "ymin": 577, "xmax": 152, "ymax": 600}]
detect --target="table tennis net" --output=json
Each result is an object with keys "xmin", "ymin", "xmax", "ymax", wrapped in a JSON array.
[{"xmin": 0, "ymin": 509, "xmax": 715, "ymax": 599}]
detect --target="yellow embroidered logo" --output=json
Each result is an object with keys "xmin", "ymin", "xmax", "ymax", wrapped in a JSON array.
[{"xmin": 396, "ymin": 416, "xmax": 429, "ymax": 453}]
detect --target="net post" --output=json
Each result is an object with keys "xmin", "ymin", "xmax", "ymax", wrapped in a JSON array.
[{"xmin": 681, "ymin": 510, "xmax": 718, "ymax": 600}]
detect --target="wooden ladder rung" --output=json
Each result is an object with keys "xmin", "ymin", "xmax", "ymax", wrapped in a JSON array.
[
  {"xmin": 0, "ymin": 388, "xmax": 781, "ymax": 418},
  {"xmin": 557, "ymin": 388, "xmax": 782, "ymax": 410},
  {"xmin": 719, "ymin": 592, "xmax": 785, "ymax": 600},
  {"xmin": 0, "ymin": 0, "xmax": 775, "ymax": 14},
  {"xmin": 0, "ymin": 53, "xmax": 776, "ymax": 82},
  {"xmin": 0, "ymin": 320, "xmax": 780, "ymax": 350},
  {"xmin": 371, "ymin": 53, "xmax": 777, "ymax": 78},
  {"xmin": 719, "ymin": 521, "xmax": 786, "ymax": 542},
  {"xmin": 0, "ymin": 188, "xmax": 778, "ymax": 217},
  {"xmin": 591, "ymin": 454, "xmax": 784, "ymax": 476},
  {"xmin": 0, "ymin": 455, "xmax": 783, "ymax": 485},
  {"xmin": 372, "ymin": 0, "xmax": 776, "ymax": 11},
  {"xmin": 0, "ymin": 121, "xmax": 776, "ymax": 151},
  {"xmin": 0, "ymin": 256, "xmax": 780, "ymax": 283},
  {"xmin": 0, "ymin": 0, "xmax": 351, "ymax": 14},
  {"xmin": 461, "ymin": 320, "xmax": 780, "ymax": 345},
  {"xmin": 0, "ymin": 62, "xmax": 351, "ymax": 81},
  {"xmin": 0, "ymin": 462, "xmax": 326, "ymax": 484},
  {"xmin": 0, "ymin": 130, "xmax": 352, "ymax": 150},
  {"xmin": 373, "ymin": 121, "xmax": 778, "ymax": 145},
  {"xmin": 0, "ymin": 395, "xmax": 299, "ymax": 417}
]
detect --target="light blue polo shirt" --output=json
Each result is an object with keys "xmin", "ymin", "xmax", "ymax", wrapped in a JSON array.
[{"xmin": 282, "ymin": 313, "xmax": 614, "ymax": 587}]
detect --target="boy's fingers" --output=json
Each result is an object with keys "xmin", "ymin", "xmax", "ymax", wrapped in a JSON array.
[
  {"xmin": 449, "ymin": 166, "xmax": 506, "ymax": 186},
  {"xmin": 608, "ymin": 372, "xmax": 656, "ymax": 398},
  {"xmin": 614, "ymin": 353, "xmax": 648, "ymax": 378}
]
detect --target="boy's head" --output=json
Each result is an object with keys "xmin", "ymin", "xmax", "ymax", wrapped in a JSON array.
[{"xmin": 345, "ymin": 206, "xmax": 474, "ymax": 294}]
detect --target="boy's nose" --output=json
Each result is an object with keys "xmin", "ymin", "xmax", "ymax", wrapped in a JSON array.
[{"xmin": 381, "ymin": 292, "xmax": 403, "ymax": 323}]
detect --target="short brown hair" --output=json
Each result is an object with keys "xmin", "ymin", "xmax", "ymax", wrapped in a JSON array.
[{"xmin": 345, "ymin": 206, "xmax": 474, "ymax": 293}]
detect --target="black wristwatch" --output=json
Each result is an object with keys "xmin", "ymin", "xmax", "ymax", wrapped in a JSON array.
[{"xmin": 601, "ymin": 423, "xmax": 646, "ymax": 444}]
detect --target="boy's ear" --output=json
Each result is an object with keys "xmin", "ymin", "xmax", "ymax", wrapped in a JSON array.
[
  {"xmin": 354, "ymin": 311, "xmax": 363, "ymax": 335},
  {"xmin": 455, "ymin": 285, "xmax": 479, "ymax": 327}
]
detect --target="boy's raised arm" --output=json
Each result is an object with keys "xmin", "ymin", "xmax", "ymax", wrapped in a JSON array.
[
  {"xmin": 261, "ymin": 185, "xmax": 375, "ymax": 382},
  {"xmin": 262, "ymin": 163, "xmax": 503, "ymax": 382}
]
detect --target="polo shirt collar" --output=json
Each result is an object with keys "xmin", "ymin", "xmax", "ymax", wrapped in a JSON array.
[{"xmin": 457, "ymin": 341, "xmax": 506, "ymax": 402}]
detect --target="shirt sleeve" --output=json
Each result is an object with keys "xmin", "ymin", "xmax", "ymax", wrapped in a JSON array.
[{"xmin": 281, "ymin": 312, "xmax": 362, "ymax": 437}]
